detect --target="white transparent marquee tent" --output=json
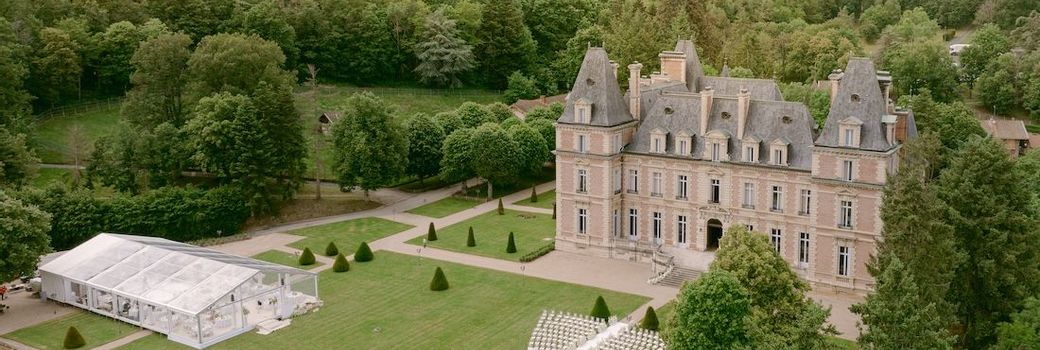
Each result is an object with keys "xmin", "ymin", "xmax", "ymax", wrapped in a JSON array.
[{"xmin": 39, "ymin": 233, "xmax": 320, "ymax": 349}]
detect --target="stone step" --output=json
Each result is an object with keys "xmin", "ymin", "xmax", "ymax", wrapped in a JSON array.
[{"xmin": 655, "ymin": 267, "xmax": 702, "ymax": 288}]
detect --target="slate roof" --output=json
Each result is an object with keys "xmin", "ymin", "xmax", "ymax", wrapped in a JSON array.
[
  {"xmin": 815, "ymin": 58, "xmax": 893, "ymax": 151},
  {"xmin": 557, "ymin": 47, "xmax": 634, "ymax": 127},
  {"xmin": 674, "ymin": 40, "xmax": 705, "ymax": 92},
  {"xmin": 698, "ymin": 77, "xmax": 783, "ymax": 101}
]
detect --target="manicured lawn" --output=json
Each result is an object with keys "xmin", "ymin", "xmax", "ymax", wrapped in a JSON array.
[
  {"xmin": 460, "ymin": 167, "xmax": 556, "ymax": 200},
  {"xmin": 115, "ymin": 252, "xmax": 649, "ymax": 350},
  {"xmin": 406, "ymin": 209, "xmax": 555, "ymax": 261},
  {"xmin": 30, "ymin": 103, "xmax": 122, "ymax": 164},
  {"xmin": 513, "ymin": 189, "xmax": 556, "ymax": 209},
  {"xmin": 2, "ymin": 311, "xmax": 138, "ymax": 350},
  {"xmin": 252, "ymin": 250, "xmax": 324, "ymax": 269},
  {"xmin": 405, "ymin": 197, "xmax": 482, "ymax": 218},
  {"xmin": 287, "ymin": 217, "xmax": 413, "ymax": 256}
]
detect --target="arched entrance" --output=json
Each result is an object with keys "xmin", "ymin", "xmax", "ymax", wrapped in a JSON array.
[{"xmin": 707, "ymin": 219, "xmax": 723, "ymax": 251}]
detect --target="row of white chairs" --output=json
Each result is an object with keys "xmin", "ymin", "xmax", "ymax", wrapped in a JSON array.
[{"xmin": 593, "ymin": 327, "xmax": 666, "ymax": 350}]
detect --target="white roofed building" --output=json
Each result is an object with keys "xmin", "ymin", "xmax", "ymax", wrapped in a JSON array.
[{"xmin": 38, "ymin": 233, "xmax": 320, "ymax": 349}]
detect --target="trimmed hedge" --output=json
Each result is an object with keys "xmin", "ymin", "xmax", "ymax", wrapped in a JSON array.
[
  {"xmin": 466, "ymin": 226, "xmax": 476, "ymax": 247},
  {"xmin": 590, "ymin": 296, "xmax": 611, "ymax": 320},
  {"xmin": 429, "ymin": 267, "xmax": 449, "ymax": 291},
  {"xmin": 519, "ymin": 242, "xmax": 554, "ymax": 262},
  {"xmin": 497, "ymin": 198, "xmax": 504, "ymax": 215},
  {"xmin": 355, "ymin": 241, "xmax": 374, "ymax": 262},
  {"xmin": 640, "ymin": 306, "xmax": 659, "ymax": 331},
  {"xmin": 506, "ymin": 231, "xmax": 517, "ymax": 253},
  {"xmin": 299, "ymin": 248, "xmax": 316, "ymax": 266},
  {"xmin": 63, "ymin": 326, "xmax": 85, "ymax": 349},
  {"xmin": 325, "ymin": 242, "xmax": 339, "ymax": 257},
  {"xmin": 427, "ymin": 222, "xmax": 438, "ymax": 241},
  {"xmin": 552, "ymin": 203, "xmax": 556, "ymax": 219},
  {"xmin": 530, "ymin": 187, "xmax": 538, "ymax": 202},
  {"xmin": 332, "ymin": 253, "xmax": 350, "ymax": 272}
]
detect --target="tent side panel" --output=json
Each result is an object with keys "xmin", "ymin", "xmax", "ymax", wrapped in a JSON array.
[{"xmin": 40, "ymin": 271, "xmax": 66, "ymax": 302}]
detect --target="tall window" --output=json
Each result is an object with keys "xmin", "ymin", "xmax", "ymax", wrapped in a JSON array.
[
  {"xmin": 628, "ymin": 209, "xmax": 638, "ymax": 237},
  {"xmin": 628, "ymin": 169, "xmax": 639, "ymax": 193},
  {"xmin": 613, "ymin": 169, "xmax": 622, "ymax": 194},
  {"xmin": 842, "ymin": 160, "xmax": 854, "ymax": 181},
  {"xmin": 577, "ymin": 134, "xmax": 587, "ymax": 153},
  {"xmin": 772, "ymin": 149, "xmax": 784, "ymax": 165},
  {"xmin": 577, "ymin": 208, "xmax": 588, "ymax": 234},
  {"xmin": 710, "ymin": 179, "xmax": 721, "ymax": 204},
  {"xmin": 837, "ymin": 246, "xmax": 850, "ymax": 276},
  {"xmin": 677, "ymin": 215, "xmax": 687, "ymax": 244},
  {"xmin": 652, "ymin": 172, "xmax": 662, "ymax": 197},
  {"xmin": 612, "ymin": 134, "xmax": 621, "ymax": 152},
  {"xmin": 652, "ymin": 212, "xmax": 662, "ymax": 239},
  {"xmin": 799, "ymin": 189, "xmax": 812, "ymax": 215},
  {"xmin": 743, "ymin": 182, "xmax": 755, "ymax": 208},
  {"xmin": 653, "ymin": 138, "xmax": 663, "ymax": 153},
  {"xmin": 843, "ymin": 129, "xmax": 854, "ymax": 147},
  {"xmin": 711, "ymin": 142, "xmax": 721, "ymax": 162},
  {"xmin": 839, "ymin": 200, "xmax": 853, "ymax": 228},
  {"xmin": 746, "ymin": 224, "xmax": 754, "ymax": 231},
  {"xmin": 678, "ymin": 140, "xmax": 688, "ymax": 156},
  {"xmin": 770, "ymin": 229, "xmax": 782, "ymax": 253},
  {"xmin": 744, "ymin": 145, "xmax": 756, "ymax": 162},
  {"xmin": 798, "ymin": 232, "xmax": 810, "ymax": 266},
  {"xmin": 613, "ymin": 209, "xmax": 620, "ymax": 237},
  {"xmin": 577, "ymin": 169, "xmax": 587, "ymax": 193},
  {"xmin": 771, "ymin": 186, "xmax": 783, "ymax": 212},
  {"xmin": 677, "ymin": 175, "xmax": 689, "ymax": 199}
]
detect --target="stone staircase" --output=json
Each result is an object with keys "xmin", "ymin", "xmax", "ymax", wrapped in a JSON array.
[{"xmin": 655, "ymin": 267, "xmax": 702, "ymax": 288}]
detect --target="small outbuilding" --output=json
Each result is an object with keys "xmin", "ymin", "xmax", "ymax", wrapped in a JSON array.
[
  {"xmin": 39, "ymin": 233, "xmax": 319, "ymax": 349},
  {"xmin": 317, "ymin": 111, "xmax": 341, "ymax": 135}
]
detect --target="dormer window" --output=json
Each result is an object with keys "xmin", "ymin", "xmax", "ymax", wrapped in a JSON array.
[
  {"xmin": 703, "ymin": 130, "xmax": 730, "ymax": 162},
  {"xmin": 742, "ymin": 137, "xmax": 760, "ymax": 163},
  {"xmin": 650, "ymin": 128, "xmax": 667, "ymax": 154},
  {"xmin": 839, "ymin": 116, "xmax": 863, "ymax": 148},
  {"xmin": 575, "ymin": 98, "xmax": 592, "ymax": 124},
  {"xmin": 770, "ymin": 139, "xmax": 790, "ymax": 166},
  {"xmin": 676, "ymin": 131, "xmax": 693, "ymax": 156}
]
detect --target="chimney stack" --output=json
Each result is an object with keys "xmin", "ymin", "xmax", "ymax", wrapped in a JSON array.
[
  {"xmin": 828, "ymin": 69, "xmax": 844, "ymax": 103},
  {"xmin": 737, "ymin": 87, "xmax": 750, "ymax": 140},
  {"xmin": 629, "ymin": 62, "xmax": 643, "ymax": 119},
  {"xmin": 699, "ymin": 87, "xmax": 714, "ymax": 135}
]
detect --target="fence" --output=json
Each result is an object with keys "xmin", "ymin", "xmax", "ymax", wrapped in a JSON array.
[
  {"xmin": 34, "ymin": 97, "xmax": 124, "ymax": 120},
  {"xmin": 295, "ymin": 84, "xmax": 502, "ymax": 98}
]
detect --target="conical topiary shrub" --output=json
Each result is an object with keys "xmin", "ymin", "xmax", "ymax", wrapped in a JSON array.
[
  {"xmin": 466, "ymin": 227, "xmax": 476, "ymax": 247},
  {"xmin": 325, "ymin": 242, "xmax": 339, "ymax": 257},
  {"xmin": 530, "ymin": 187, "xmax": 538, "ymax": 202},
  {"xmin": 355, "ymin": 241, "xmax": 374, "ymax": 262},
  {"xmin": 497, "ymin": 198, "xmax": 504, "ymax": 215},
  {"xmin": 590, "ymin": 296, "xmax": 611, "ymax": 320},
  {"xmin": 427, "ymin": 222, "xmax": 438, "ymax": 241},
  {"xmin": 299, "ymin": 247, "xmax": 316, "ymax": 266},
  {"xmin": 506, "ymin": 232, "xmax": 517, "ymax": 253},
  {"xmin": 640, "ymin": 306, "xmax": 659, "ymax": 331},
  {"xmin": 332, "ymin": 253, "xmax": 350, "ymax": 272},
  {"xmin": 552, "ymin": 203, "xmax": 556, "ymax": 219},
  {"xmin": 429, "ymin": 267, "xmax": 450, "ymax": 291},
  {"xmin": 63, "ymin": 326, "xmax": 85, "ymax": 349}
]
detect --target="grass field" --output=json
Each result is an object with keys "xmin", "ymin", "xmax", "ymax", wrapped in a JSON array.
[
  {"xmin": 513, "ymin": 189, "xmax": 556, "ymax": 209},
  {"xmin": 2, "ymin": 311, "xmax": 139, "ymax": 350},
  {"xmin": 30, "ymin": 168, "xmax": 74, "ymax": 188},
  {"xmin": 460, "ymin": 167, "xmax": 556, "ymax": 200},
  {"xmin": 287, "ymin": 217, "xmax": 413, "ymax": 256},
  {"xmin": 116, "ymin": 252, "xmax": 649, "ymax": 350},
  {"xmin": 405, "ymin": 197, "xmax": 482, "ymax": 218},
  {"xmin": 406, "ymin": 209, "xmax": 555, "ymax": 261},
  {"xmin": 252, "ymin": 250, "xmax": 325, "ymax": 269},
  {"xmin": 31, "ymin": 104, "xmax": 122, "ymax": 164},
  {"xmin": 242, "ymin": 197, "xmax": 380, "ymax": 231}
]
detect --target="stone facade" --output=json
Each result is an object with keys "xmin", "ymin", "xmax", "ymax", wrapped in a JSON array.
[{"xmin": 554, "ymin": 42, "xmax": 917, "ymax": 295}]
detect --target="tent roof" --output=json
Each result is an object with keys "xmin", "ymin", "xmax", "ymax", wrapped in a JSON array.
[{"xmin": 41, "ymin": 233, "xmax": 314, "ymax": 315}]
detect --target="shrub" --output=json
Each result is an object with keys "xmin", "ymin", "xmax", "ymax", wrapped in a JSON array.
[
  {"xmin": 429, "ymin": 266, "xmax": 450, "ymax": 291},
  {"xmin": 332, "ymin": 253, "xmax": 350, "ymax": 272},
  {"xmin": 497, "ymin": 198, "xmax": 504, "ymax": 215},
  {"xmin": 299, "ymin": 248, "xmax": 316, "ymax": 266},
  {"xmin": 63, "ymin": 326, "xmax": 85, "ymax": 349},
  {"xmin": 466, "ymin": 226, "xmax": 476, "ymax": 247},
  {"xmin": 641, "ymin": 306, "xmax": 659, "ymax": 331},
  {"xmin": 325, "ymin": 242, "xmax": 339, "ymax": 257},
  {"xmin": 427, "ymin": 222, "xmax": 438, "ymax": 241},
  {"xmin": 506, "ymin": 231, "xmax": 517, "ymax": 253},
  {"xmin": 355, "ymin": 241, "xmax": 374, "ymax": 262},
  {"xmin": 530, "ymin": 187, "xmax": 538, "ymax": 202},
  {"xmin": 552, "ymin": 203, "xmax": 556, "ymax": 219},
  {"xmin": 519, "ymin": 242, "xmax": 554, "ymax": 262},
  {"xmin": 503, "ymin": 71, "xmax": 540, "ymax": 104},
  {"xmin": 590, "ymin": 296, "xmax": 611, "ymax": 320}
]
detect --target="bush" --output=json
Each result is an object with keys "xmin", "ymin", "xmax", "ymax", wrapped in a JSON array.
[
  {"xmin": 299, "ymin": 248, "xmax": 316, "ymax": 266},
  {"xmin": 63, "ymin": 326, "xmax": 85, "ymax": 349},
  {"xmin": 332, "ymin": 253, "xmax": 350, "ymax": 272},
  {"xmin": 325, "ymin": 242, "xmax": 339, "ymax": 257},
  {"xmin": 506, "ymin": 231, "xmax": 517, "ymax": 253},
  {"xmin": 497, "ymin": 198, "xmax": 504, "ymax": 215},
  {"xmin": 429, "ymin": 266, "xmax": 450, "ymax": 291},
  {"xmin": 530, "ymin": 187, "xmax": 538, "ymax": 202},
  {"xmin": 943, "ymin": 29, "xmax": 957, "ymax": 42},
  {"xmin": 355, "ymin": 241, "xmax": 374, "ymax": 262},
  {"xmin": 552, "ymin": 203, "xmax": 556, "ymax": 219},
  {"xmin": 466, "ymin": 226, "xmax": 476, "ymax": 247},
  {"xmin": 427, "ymin": 222, "xmax": 438, "ymax": 241},
  {"xmin": 503, "ymin": 71, "xmax": 540, "ymax": 104},
  {"xmin": 590, "ymin": 296, "xmax": 611, "ymax": 320},
  {"xmin": 641, "ymin": 306, "xmax": 659, "ymax": 331},
  {"xmin": 519, "ymin": 242, "xmax": 554, "ymax": 262}
]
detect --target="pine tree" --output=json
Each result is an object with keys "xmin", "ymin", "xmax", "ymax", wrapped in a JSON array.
[
  {"xmin": 590, "ymin": 295, "xmax": 611, "ymax": 320},
  {"xmin": 355, "ymin": 242, "xmax": 374, "ymax": 262},
  {"xmin": 641, "ymin": 306, "xmax": 660, "ymax": 331},
  {"xmin": 497, "ymin": 198, "xmax": 505, "ymax": 215},
  {"xmin": 475, "ymin": 0, "xmax": 536, "ymax": 88},
  {"xmin": 429, "ymin": 266, "xmax": 450, "ymax": 291},
  {"xmin": 414, "ymin": 9, "xmax": 475, "ymax": 88},
  {"xmin": 325, "ymin": 242, "xmax": 339, "ymax": 257},
  {"xmin": 530, "ymin": 186, "xmax": 538, "ymax": 203},
  {"xmin": 466, "ymin": 226, "xmax": 476, "ymax": 247},
  {"xmin": 63, "ymin": 326, "xmax": 85, "ymax": 349},
  {"xmin": 850, "ymin": 257, "xmax": 956, "ymax": 349},
  {"xmin": 332, "ymin": 253, "xmax": 350, "ymax": 272},
  {"xmin": 298, "ymin": 247, "xmax": 316, "ymax": 266},
  {"xmin": 506, "ymin": 231, "xmax": 517, "ymax": 253},
  {"xmin": 427, "ymin": 222, "xmax": 438, "ymax": 241}
]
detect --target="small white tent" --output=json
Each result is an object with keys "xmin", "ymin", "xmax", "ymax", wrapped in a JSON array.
[{"xmin": 39, "ymin": 233, "xmax": 319, "ymax": 349}]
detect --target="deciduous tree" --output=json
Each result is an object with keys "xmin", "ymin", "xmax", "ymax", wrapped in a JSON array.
[
  {"xmin": 667, "ymin": 269, "xmax": 753, "ymax": 350},
  {"xmin": 330, "ymin": 92, "xmax": 407, "ymax": 200},
  {"xmin": 405, "ymin": 113, "xmax": 445, "ymax": 182},
  {"xmin": 475, "ymin": 0, "xmax": 536, "ymax": 88},
  {"xmin": 0, "ymin": 191, "xmax": 51, "ymax": 282}
]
